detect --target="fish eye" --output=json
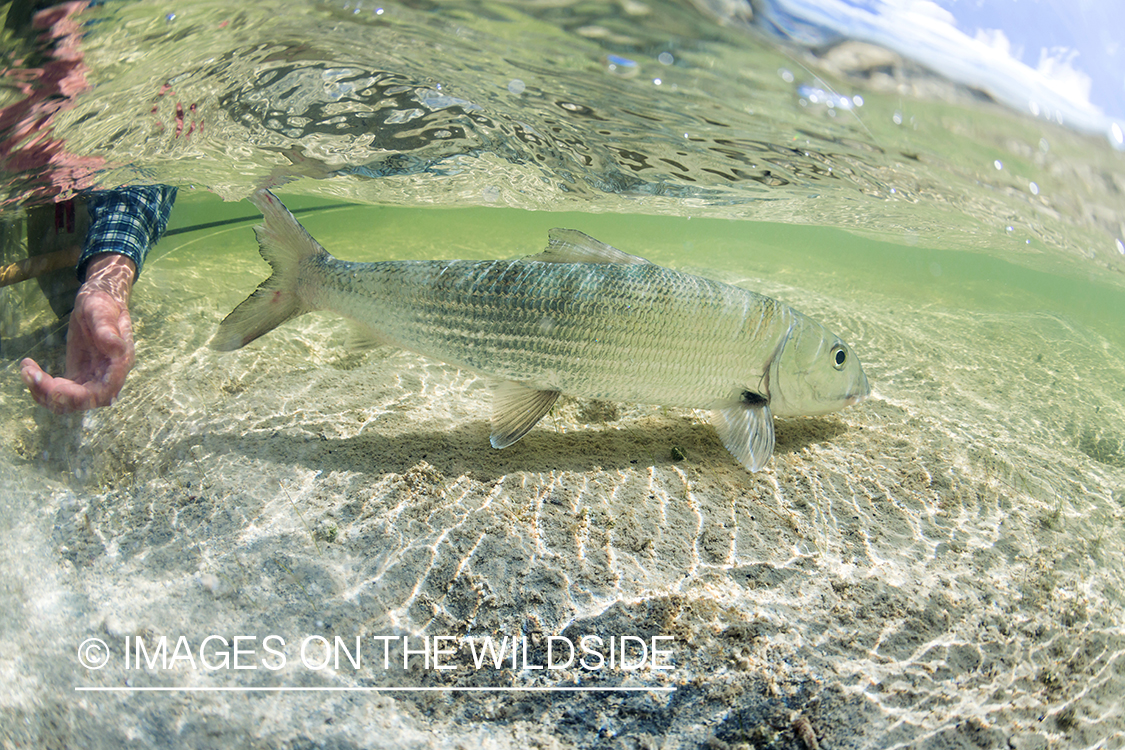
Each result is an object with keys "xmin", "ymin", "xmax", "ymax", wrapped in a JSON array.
[{"xmin": 831, "ymin": 344, "xmax": 847, "ymax": 370}]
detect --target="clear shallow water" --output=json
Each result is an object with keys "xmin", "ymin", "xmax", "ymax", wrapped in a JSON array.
[{"xmin": 1, "ymin": 2, "xmax": 1125, "ymax": 749}]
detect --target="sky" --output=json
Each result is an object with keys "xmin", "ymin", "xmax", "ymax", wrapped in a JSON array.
[
  {"xmin": 939, "ymin": 0, "xmax": 1124, "ymax": 120},
  {"xmin": 749, "ymin": 0, "xmax": 1125, "ymax": 141}
]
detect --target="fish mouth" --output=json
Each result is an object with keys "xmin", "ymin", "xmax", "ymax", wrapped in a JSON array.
[{"xmin": 844, "ymin": 372, "xmax": 871, "ymax": 406}]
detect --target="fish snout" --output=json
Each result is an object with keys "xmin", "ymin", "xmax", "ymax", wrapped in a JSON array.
[{"xmin": 845, "ymin": 370, "xmax": 871, "ymax": 406}]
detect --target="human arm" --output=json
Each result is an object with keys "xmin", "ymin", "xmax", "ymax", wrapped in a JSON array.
[
  {"xmin": 20, "ymin": 252, "xmax": 136, "ymax": 412},
  {"xmin": 20, "ymin": 185, "xmax": 176, "ymax": 413}
]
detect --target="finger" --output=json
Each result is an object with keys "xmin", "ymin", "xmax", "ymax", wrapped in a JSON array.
[
  {"xmin": 92, "ymin": 357, "xmax": 130, "ymax": 408},
  {"xmin": 85, "ymin": 297, "xmax": 128, "ymax": 357},
  {"xmin": 20, "ymin": 358, "xmax": 98, "ymax": 413},
  {"xmin": 20, "ymin": 358, "xmax": 52, "ymax": 405},
  {"xmin": 52, "ymin": 381, "xmax": 99, "ymax": 413},
  {"xmin": 116, "ymin": 308, "xmax": 135, "ymax": 370}
]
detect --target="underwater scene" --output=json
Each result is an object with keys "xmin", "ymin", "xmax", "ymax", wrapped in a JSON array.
[{"xmin": 1, "ymin": 1, "xmax": 1124, "ymax": 748}]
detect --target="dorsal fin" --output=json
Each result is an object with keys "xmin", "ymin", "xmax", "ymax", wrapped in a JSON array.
[{"xmin": 527, "ymin": 228, "xmax": 651, "ymax": 265}]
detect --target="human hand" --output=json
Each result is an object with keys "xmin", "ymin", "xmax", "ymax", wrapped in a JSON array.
[{"xmin": 20, "ymin": 253, "xmax": 137, "ymax": 413}]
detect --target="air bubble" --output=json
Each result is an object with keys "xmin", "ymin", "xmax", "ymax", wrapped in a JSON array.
[{"xmin": 604, "ymin": 54, "xmax": 638, "ymax": 78}]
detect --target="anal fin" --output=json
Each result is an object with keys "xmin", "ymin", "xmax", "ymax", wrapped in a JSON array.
[
  {"xmin": 345, "ymin": 322, "xmax": 394, "ymax": 351},
  {"xmin": 710, "ymin": 392, "xmax": 775, "ymax": 472},
  {"xmin": 491, "ymin": 381, "xmax": 560, "ymax": 449}
]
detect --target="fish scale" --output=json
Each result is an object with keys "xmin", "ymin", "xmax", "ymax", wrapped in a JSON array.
[
  {"xmin": 211, "ymin": 189, "xmax": 870, "ymax": 472},
  {"xmin": 314, "ymin": 257, "xmax": 788, "ymax": 408}
]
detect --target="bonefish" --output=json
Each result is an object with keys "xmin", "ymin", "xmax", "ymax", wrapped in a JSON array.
[{"xmin": 211, "ymin": 189, "xmax": 870, "ymax": 472}]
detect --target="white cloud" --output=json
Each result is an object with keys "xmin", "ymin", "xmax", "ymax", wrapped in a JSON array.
[
  {"xmin": 1036, "ymin": 46, "xmax": 1093, "ymax": 103},
  {"xmin": 973, "ymin": 28, "xmax": 1021, "ymax": 60}
]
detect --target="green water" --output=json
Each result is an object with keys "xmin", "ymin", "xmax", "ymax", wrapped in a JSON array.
[{"xmin": 162, "ymin": 189, "xmax": 1125, "ymax": 351}]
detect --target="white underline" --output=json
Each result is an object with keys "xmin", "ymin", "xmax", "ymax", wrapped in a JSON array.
[{"xmin": 75, "ymin": 686, "xmax": 674, "ymax": 693}]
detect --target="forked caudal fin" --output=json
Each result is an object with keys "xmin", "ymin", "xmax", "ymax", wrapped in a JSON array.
[{"xmin": 209, "ymin": 189, "xmax": 328, "ymax": 351}]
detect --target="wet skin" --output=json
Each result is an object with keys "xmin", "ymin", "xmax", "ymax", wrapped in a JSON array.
[{"xmin": 21, "ymin": 253, "xmax": 137, "ymax": 413}]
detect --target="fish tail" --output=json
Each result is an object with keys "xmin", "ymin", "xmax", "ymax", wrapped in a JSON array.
[{"xmin": 209, "ymin": 189, "xmax": 328, "ymax": 351}]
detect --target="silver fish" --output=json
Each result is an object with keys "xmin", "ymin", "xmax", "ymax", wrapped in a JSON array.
[{"xmin": 211, "ymin": 189, "xmax": 870, "ymax": 471}]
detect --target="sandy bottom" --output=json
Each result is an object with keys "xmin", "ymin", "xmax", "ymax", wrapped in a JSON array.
[{"xmin": 2, "ymin": 233, "xmax": 1124, "ymax": 750}]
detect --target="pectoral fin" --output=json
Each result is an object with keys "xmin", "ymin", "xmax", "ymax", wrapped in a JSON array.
[
  {"xmin": 490, "ymin": 381, "xmax": 560, "ymax": 449},
  {"xmin": 710, "ymin": 392, "xmax": 775, "ymax": 472}
]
